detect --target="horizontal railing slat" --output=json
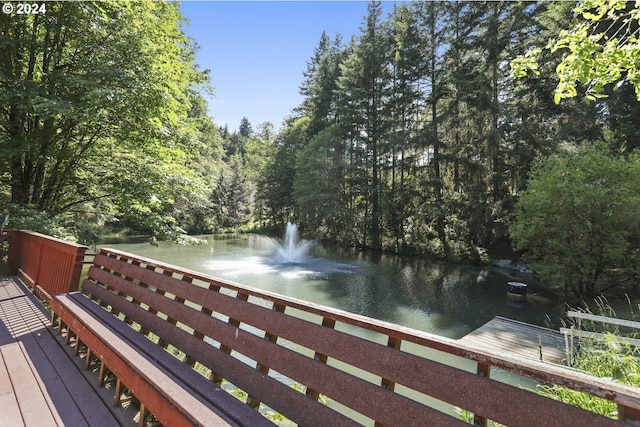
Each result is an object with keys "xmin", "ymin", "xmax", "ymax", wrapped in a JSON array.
[
  {"xmin": 561, "ymin": 328, "xmax": 640, "ymax": 347},
  {"xmin": 567, "ymin": 311, "xmax": 640, "ymax": 330},
  {"xmin": 81, "ymin": 278, "xmax": 363, "ymax": 427},
  {"xmin": 86, "ymin": 265, "xmax": 466, "ymax": 426}
]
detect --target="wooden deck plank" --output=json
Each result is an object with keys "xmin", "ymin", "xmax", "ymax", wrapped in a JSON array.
[
  {"xmin": 25, "ymin": 336, "xmax": 92, "ymax": 426},
  {"xmin": 0, "ymin": 280, "xmax": 63, "ymax": 426},
  {"xmin": 0, "ymin": 276, "xmax": 135, "ymax": 427},
  {"xmin": 0, "ymin": 279, "xmax": 82, "ymax": 425},
  {"xmin": 15, "ymin": 278, "xmax": 133, "ymax": 426},
  {"xmin": 1, "ymin": 342, "xmax": 58, "ymax": 427},
  {"xmin": 35, "ymin": 334, "xmax": 122, "ymax": 427},
  {"xmin": 459, "ymin": 316, "xmax": 568, "ymax": 365},
  {"xmin": 4, "ymin": 278, "xmax": 124, "ymax": 426},
  {"xmin": 0, "ymin": 349, "xmax": 25, "ymax": 427}
]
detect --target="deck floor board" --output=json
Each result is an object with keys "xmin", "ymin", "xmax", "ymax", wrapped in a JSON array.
[
  {"xmin": 0, "ymin": 276, "xmax": 136, "ymax": 427},
  {"xmin": 1, "ymin": 341, "xmax": 59, "ymax": 427},
  {"xmin": 459, "ymin": 316, "xmax": 568, "ymax": 365},
  {"xmin": 0, "ymin": 348, "xmax": 25, "ymax": 427}
]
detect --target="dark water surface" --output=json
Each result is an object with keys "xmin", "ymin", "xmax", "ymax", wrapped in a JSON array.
[{"xmin": 105, "ymin": 233, "xmax": 565, "ymax": 339}]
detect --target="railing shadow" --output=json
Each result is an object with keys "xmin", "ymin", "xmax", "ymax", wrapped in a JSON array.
[{"xmin": 0, "ymin": 277, "xmax": 129, "ymax": 426}]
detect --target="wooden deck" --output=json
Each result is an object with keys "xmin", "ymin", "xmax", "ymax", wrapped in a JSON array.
[
  {"xmin": 0, "ymin": 276, "xmax": 137, "ymax": 427},
  {"xmin": 459, "ymin": 316, "xmax": 568, "ymax": 365}
]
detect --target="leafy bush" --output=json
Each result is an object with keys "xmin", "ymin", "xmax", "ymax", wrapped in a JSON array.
[
  {"xmin": 4, "ymin": 204, "xmax": 70, "ymax": 239},
  {"xmin": 511, "ymin": 140, "xmax": 640, "ymax": 297}
]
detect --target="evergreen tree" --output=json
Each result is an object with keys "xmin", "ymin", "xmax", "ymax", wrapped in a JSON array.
[
  {"xmin": 294, "ymin": 126, "xmax": 352, "ymax": 243},
  {"xmin": 386, "ymin": 3, "xmax": 428, "ymax": 251},
  {"xmin": 258, "ymin": 117, "xmax": 310, "ymax": 226},
  {"xmin": 470, "ymin": 1, "xmax": 534, "ymax": 203},
  {"xmin": 437, "ymin": 1, "xmax": 492, "ymax": 250},
  {"xmin": 298, "ymin": 32, "xmax": 345, "ymax": 137},
  {"xmin": 239, "ymin": 117, "xmax": 253, "ymax": 137},
  {"xmin": 283, "ymin": 0, "xmax": 640, "ymax": 263},
  {"xmin": 416, "ymin": 1, "xmax": 449, "ymax": 255},
  {"xmin": 211, "ymin": 156, "xmax": 250, "ymax": 229},
  {"xmin": 337, "ymin": 1, "xmax": 393, "ymax": 249}
]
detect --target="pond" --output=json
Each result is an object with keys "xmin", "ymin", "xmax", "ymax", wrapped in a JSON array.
[{"xmin": 104, "ymin": 229, "xmax": 565, "ymax": 339}]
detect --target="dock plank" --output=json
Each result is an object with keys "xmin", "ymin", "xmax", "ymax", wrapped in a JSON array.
[{"xmin": 459, "ymin": 316, "xmax": 568, "ymax": 365}]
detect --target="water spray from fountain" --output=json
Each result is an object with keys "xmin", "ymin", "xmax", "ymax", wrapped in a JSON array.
[
  {"xmin": 273, "ymin": 222, "xmax": 313, "ymax": 263},
  {"xmin": 205, "ymin": 222, "xmax": 358, "ymax": 279}
]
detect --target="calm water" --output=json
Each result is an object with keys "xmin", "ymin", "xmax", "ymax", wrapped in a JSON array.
[{"xmin": 104, "ymin": 233, "xmax": 565, "ymax": 339}]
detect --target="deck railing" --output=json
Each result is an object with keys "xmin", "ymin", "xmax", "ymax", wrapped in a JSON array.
[
  {"xmin": 3, "ymin": 231, "xmax": 640, "ymax": 425},
  {"xmin": 3, "ymin": 229, "xmax": 88, "ymax": 302},
  {"xmin": 95, "ymin": 248, "xmax": 640, "ymax": 426}
]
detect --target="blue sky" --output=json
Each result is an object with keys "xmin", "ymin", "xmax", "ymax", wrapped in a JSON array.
[{"xmin": 179, "ymin": 1, "xmax": 397, "ymax": 133}]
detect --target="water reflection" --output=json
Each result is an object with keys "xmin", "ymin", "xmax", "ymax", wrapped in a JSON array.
[{"xmin": 105, "ymin": 233, "xmax": 564, "ymax": 339}]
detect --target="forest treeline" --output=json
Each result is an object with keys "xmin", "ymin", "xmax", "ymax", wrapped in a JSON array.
[
  {"xmin": 253, "ymin": 1, "xmax": 640, "ymax": 261},
  {"xmin": 1, "ymin": 1, "xmax": 639, "ymax": 278}
]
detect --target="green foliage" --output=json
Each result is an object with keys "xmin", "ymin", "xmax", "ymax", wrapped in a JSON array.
[
  {"xmin": 335, "ymin": 0, "xmax": 393, "ymax": 250},
  {"xmin": 537, "ymin": 303, "xmax": 640, "ymax": 418},
  {"xmin": 294, "ymin": 125, "xmax": 355, "ymax": 244},
  {"xmin": 455, "ymin": 407, "xmax": 505, "ymax": 426},
  {"xmin": 7, "ymin": 0, "xmax": 640, "ymax": 266},
  {"xmin": 538, "ymin": 382, "xmax": 618, "ymax": 418},
  {"xmin": 510, "ymin": 140, "xmax": 640, "ymax": 297},
  {"xmin": 75, "ymin": 222, "xmax": 101, "ymax": 247},
  {"xmin": 238, "ymin": 117, "xmax": 253, "ymax": 138},
  {"xmin": 298, "ymin": 32, "xmax": 345, "ymax": 137},
  {"xmin": 257, "ymin": 0, "xmax": 636, "ymax": 262},
  {"xmin": 4, "ymin": 204, "xmax": 68, "ymax": 238},
  {"xmin": 210, "ymin": 156, "xmax": 251, "ymax": 230},
  {"xmin": 0, "ymin": 1, "xmax": 215, "ymax": 241},
  {"xmin": 513, "ymin": 0, "xmax": 640, "ymax": 104},
  {"xmin": 257, "ymin": 117, "xmax": 310, "ymax": 227}
]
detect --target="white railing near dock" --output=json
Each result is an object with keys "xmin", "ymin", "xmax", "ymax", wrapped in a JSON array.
[{"xmin": 562, "ymin": 310, "xmax": 640, "ymax": 365}]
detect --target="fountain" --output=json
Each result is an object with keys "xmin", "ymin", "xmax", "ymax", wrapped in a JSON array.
[
  {"xmin": 272, "ymin": 222, "xmax": 313, "ymax": 263},
  {"xmin": 199, "ymin": 222, "xmax": 356, "ymax": 281}
]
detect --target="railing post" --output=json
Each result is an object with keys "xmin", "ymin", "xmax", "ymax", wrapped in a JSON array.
[
  {"xmin": 619, "ymin": 403, "xmax": 640, "ymax": 425},
  {"xmin": 373, "ymin": 336, "xmax": 403, "ymax": 427},
  {"xmin": 246, "ymin": 302, "xmax": 287, "ymax": 410},
  {"xmin": 380, "ymin": 336, "xmax": 401, "ymax": 391},
  {"xmin": 36, "ymin": 235, "xmax": 45, "ymax": 291},
  {"xmin": 306, "ymin": 316, "xmax": 335, "ymax": 402},
  {"xmin": 473, "ymin": 362, "xmax": 491, "ymax": 427},
  {"xmin": 69, "ymin": 245, "xmax": 87, "ymax": 292},
  {"xmin": 4, "ymin": 230, "xmax": 20, "ymax": 275}
]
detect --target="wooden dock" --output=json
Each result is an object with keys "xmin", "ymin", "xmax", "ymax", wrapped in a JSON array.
[
  {"xmin": 459, "ymin": 316, "xmax": 568, "ymax": 365},
  {"xmin": 0, "ymin": 276, "xmax": 137, "ymax": 426}
]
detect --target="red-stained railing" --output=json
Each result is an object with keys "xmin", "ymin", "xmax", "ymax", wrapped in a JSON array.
[
  {"xmin": 75, "ymin": 247, "xmax": 640, "ymax": 426},
  {"xmin": 3, "ymin": 230, "xmax": 89, "ymax": 302},
  {"xmin": 5, "ymin": 230, "xmax": 640, "ymax": 425}
]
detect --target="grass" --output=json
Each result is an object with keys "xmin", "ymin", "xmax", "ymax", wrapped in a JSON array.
[{"xmin": 537, "ymin": 298, "xmax": 640, "ymax": 419}]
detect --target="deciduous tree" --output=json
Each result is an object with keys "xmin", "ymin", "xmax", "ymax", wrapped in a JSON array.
[
  {"xmin": 0, "ymin": 1, "xmax": 209, "ymax": 239},
  {"xmin": 510, "ymin": 140, "xmax": 640, "ymax": 297},
  {"xmin": 512, "ymin": 0, "xmax": 640, "ymax": 103}
]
